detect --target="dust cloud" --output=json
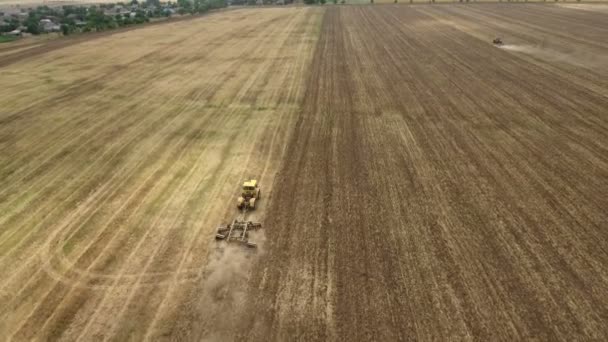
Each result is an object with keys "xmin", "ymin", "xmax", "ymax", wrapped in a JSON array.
[
  {"xmin": 197, "ymin": 231, "xmax": 266, "ymax": 341},
  {"xmin": 498, "ymin": 44, "xmax": 607, "ymax": 69},
  {"xmin": 557, "ymin": 4, "xmax": 608, "ymax": 13}
]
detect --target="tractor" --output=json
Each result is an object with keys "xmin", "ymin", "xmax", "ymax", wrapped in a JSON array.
[
  {"xmin": 493, "ymin": 37, "xmax": 503, "ymax": 46},
  {"xmin": 237, "ymin": 179, "xmax": 260, "ymax": 210}
]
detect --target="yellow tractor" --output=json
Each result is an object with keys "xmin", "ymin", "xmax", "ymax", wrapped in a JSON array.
[{"xmin": 237, "ymin": 179, "xmax": 260, "ymax": 210}]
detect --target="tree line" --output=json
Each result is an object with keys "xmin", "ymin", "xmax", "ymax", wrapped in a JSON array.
[{"xmin": 1, "ymin": 0, "xmax": 227, "ymax": 37}]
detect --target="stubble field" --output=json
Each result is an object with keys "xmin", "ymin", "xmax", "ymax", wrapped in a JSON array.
[{"xmin": 1, "ymin": 4, "xmax": 607, "ymax": 341}]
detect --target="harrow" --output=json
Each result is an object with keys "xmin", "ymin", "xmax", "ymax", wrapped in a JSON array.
[{"xmin": 215, "ymin": 219, "xmax": 262, "ymax": 248}]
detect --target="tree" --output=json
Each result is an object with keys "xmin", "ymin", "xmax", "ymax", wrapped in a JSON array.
[
  {"xmin": 193, "ymin": 0, "xmax": 210, "ymax": 13},
  {"xmin": 208, "ymin": 0, "xmax": 227, "ymax": 8},
  {"xmin": 177, "ymin": 0, "xmax": 191, "ymax": 8},
  {"xmin": 0, "ymin": 17, "xmax": 19, "ymax": 33},
  {"xmin": 25, "ymin": 11, "xmax": 41, "ymax": 35},
  {"xmin": 60, "ymin": 24, "xmax": 70, "ymax": 35},
  {"xmin": 26, "ymin": 22, "xmax": 40, "ymax": 34}
]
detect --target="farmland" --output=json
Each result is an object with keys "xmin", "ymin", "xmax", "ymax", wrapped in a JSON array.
[{"xmin": 1, "ymin": 4, "xmax": 608, "ymax": 341}]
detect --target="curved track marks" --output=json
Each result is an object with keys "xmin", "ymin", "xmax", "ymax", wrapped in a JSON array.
[{"xmin": 0, "ymin": 7, "xmax": 323, "ymax": 341}]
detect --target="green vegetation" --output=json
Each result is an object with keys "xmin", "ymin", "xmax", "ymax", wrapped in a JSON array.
[
  {"xmin": 0, "ymin": 17, "xmax": 19, "ymax": 32},
  {"xmin": 0, "ymin": 35, "xmax": 17, "ymax": 43},
  {"xmin": 0, "ymin": 0, "xmax": 227, "ymax": 37}
]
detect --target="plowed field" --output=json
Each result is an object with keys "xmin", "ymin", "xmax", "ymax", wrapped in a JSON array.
[{"xmin": 1, "ymin": 4, "xmax": 608, "ymax": 341}]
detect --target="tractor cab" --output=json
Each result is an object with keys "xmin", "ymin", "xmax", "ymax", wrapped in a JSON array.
[
  {"xmin": 242, "ymin": 180, "xmax": 258, "ymax": 197},
  {"xmin": 238, "ymin": 179, "xmax": 260, "ymax": 210}
]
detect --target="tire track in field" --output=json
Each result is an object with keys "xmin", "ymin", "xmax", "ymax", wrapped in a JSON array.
[
  {"xmin": 97, "ymin": 11, "xmax": 308, "ymax": 340},
  {"xmin": 0, "ymin": 69, "xmax": 206, "ymax": 278},
  {"xmin": 0, "ymin": 12, "xmax": 282, "ymax": 282},
  {"xmin": 1, "ymin": 96, "xmax": 207, "ymax": 336},
  {"xmin": 30, "ymin": 15, "xmax": 283, "ymax": 290},
  {"xmin": 8, "ymin": 83, "xmax": 214, "ymax": 340},
  {"xmin": 0, "ymin": 15, "xmax": 284, "ymax": 235},
  {"xmin": 20, "ymin": 10, "xmax": 308, "ymax": 342},
  {"xmin": 0, "ymin": 107, "xmax": 185, "ymax": 290},
  {"xmin": 132, "ymin": 11, "xmax": 315, "ymax": 341},
  {"xmin": 0, "ymin": 92, "xmax": 177, "ymax": 258},
  {"xmin": 237, "ymin": 9, "xmax": 344, "ymax": 341},
  {"xmin": 1, "ymin": 8, "xmax": 294, "ymax": 340},
  {"xmin": 0, "ymin": 71, "xmax": 188, "ymax": 246},
  {"xmin": 39, "ymin": 108, "xmax": 229, "ymax": 340},
  {"xmin": 142, "ymin": 11, "xmax": 324, "ymax": 341}
]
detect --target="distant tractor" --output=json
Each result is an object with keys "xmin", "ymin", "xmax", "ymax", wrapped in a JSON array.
[
  {"xmin": 493, "ymin": 37, "xmax": 503, "ymax": 45},
  {"xmin": 237, "ymin": 179, "xmax": 260, "ymax": 210}
]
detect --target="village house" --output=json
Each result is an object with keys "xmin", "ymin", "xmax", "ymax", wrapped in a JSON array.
[{"xmin": 40, "ymin": 18, "xmax": 60, "ymax": 32}]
